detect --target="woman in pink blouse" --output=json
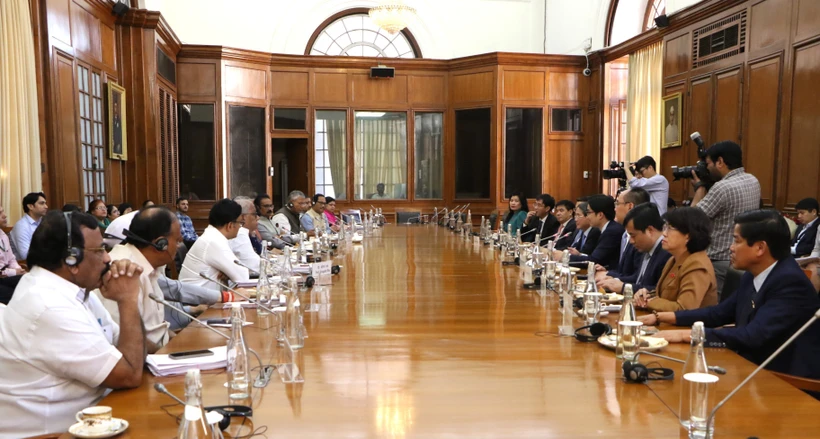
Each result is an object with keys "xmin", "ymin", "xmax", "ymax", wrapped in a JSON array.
[
  {"xmin": 0, "ymin": 205, "xmax": 25, "ymax": 304},
  {"xmin": 324, "ymin": 197, "xmax": 339, "ymax": 226}
]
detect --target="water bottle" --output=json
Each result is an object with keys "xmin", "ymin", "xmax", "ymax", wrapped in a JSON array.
[
  {"xmin": 286, "ymin": 285, "xmax": 304, "ymax": 349},
  {"xmin": 679, "ymin": 322, "xmax": 708, "ymax": 428},
  {"xmin": 226, "ymin": 303, "xmax": 250, "ymax": 400},
  {"xmin": 178, "ymin": 369, "xmax": 214, "ymax": 438},
  {"xmin": 616, "ymin": 284, "xmax": 636, "ymax": 359},
  {"xmin": 256, "ymin": 259, "xmax": 272, "ymax": 317}
]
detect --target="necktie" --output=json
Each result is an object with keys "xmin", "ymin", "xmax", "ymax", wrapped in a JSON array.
[
  {"xmin": 557, "ymin": 223, "xmax": 564, "ymax": 238},
  {"xmin": 636, "ymin": 253, "xmax": 651, "ymax": 284},
  {"xmin": 620, "ymin": 232, "xmax": 629, "ymax": 258},
  {"xmin": 579, "ymin": 232, "xmax": 586, "ymax": 249}
]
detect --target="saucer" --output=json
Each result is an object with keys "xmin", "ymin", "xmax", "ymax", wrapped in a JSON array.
[{"xmin": 68, "ymin": 418, "xmax": 128, "ymax": 438}]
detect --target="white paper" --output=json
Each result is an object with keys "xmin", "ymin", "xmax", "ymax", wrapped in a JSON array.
[
  {"xmin": 312, "ymin": 261, "xmax": 332, "ymax": 277},
  {"xmin": 146, "ymin": 346, "xmax": 227, "ymax": 377}
]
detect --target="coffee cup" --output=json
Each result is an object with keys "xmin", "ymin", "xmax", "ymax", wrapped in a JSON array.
[{"xmin": 75, "ymin": 406, "xmax": 113, "ymax": 433}]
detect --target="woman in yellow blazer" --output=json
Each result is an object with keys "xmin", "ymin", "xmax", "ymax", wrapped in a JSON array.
[{"xmin": 634, "ymin": 207, "xmax": 718, "ymax": 312}]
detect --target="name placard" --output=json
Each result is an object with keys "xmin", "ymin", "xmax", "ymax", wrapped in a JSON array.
[{"xmin": 312, "ymin": 260, "xmax": 333, "ymax": 285}]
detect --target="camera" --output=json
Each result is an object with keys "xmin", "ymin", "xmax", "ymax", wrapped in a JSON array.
[
  {"xmin": 602, "ymin": 161, "xmax": 627, "ymax": 181},
  {"xmin": 583, "ymin": 68, "xmax": 592, "ymax": 77},
  {"xmin": 670, "ymin": 131, "xmax": 711, "ymax": 181}
]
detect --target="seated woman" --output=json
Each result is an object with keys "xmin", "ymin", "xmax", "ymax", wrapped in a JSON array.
[
  {"xmin": 324, "ymin": 196, "xmax": 339, "ymax": 226},
  {"xmin": 106, "ymin": 204, "xmax": 120, "ymax": 224},
  {"xmin": 501, "ymin": 192, "xmax": 528, "ymax": 237},
  {"xmin": 634, "ymin": 207, "xmax": 718, "ymax": 312},
  {"xmin": 88, "ymin": 199, "xmax": 109, "ymax": 230}
]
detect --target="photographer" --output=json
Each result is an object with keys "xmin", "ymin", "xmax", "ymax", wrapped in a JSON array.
[
  {"xmin": 628, "ymin": 156, "xmax": 669, "ymax": 215},
  {"xmin": 690, "ymin": 141, "xmax": 761, "ymax": 298}
]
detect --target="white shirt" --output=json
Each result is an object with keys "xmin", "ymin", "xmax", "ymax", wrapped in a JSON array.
[
  {"xmin": 230, "ymin": 227, "xmax": 261, "ymax": 272},
  {"xmin": 753, "ymin": 261, "xmax": 778, "ymax": 292},
  {"xmin": 271, "ymin": 212, "xmax": 298, "ymax": 235},
  {"xmin": 0, "ymin": 267, "xmax": 123, "ymax": 438},
  {"xmin": 93, "ymin": 244, "xmax": 169, "ymax": 348},
  {"xmin": 103, "ymin": 210, "xmax": 139, "ymax": 249},
  {"xmin": 600, "ymin": 221, "xmax": 611, "ymax": 234},
  {"xmin": 628, "ymin": 174, "xmax": 670, "ymax": 215},
  {"xmin": 180, "ymin": 225, "xmax": 249, "ymax": 290}
]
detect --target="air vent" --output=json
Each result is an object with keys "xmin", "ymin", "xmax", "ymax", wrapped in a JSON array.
[
  {"xmin": 692, "ymin": 11, "xmax": 747, "ymax": 68},
  {"xmin": 156, "ymin": 48, "xmax": 176, "ymax": 85}
]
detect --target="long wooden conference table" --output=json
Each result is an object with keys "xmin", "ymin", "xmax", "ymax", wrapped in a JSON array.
[{"xmin": 77, "ymin": 225, "xmax": 819, "ymax": 438}]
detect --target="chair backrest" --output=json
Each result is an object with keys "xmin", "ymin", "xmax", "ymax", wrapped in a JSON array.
[
  {"xmin": 396, "ymin": 211, "xmax": 421, "ymax": 224},
  {"xmin": 773, "ymin": 371, "xmax": 820, "ymax": 393},
  {"xmin": 341, "ymin": 209, "xmax": 362, "ymax": 224},
  {"xmin": 719, "ymin": 266, "xmax": 744, "ymax": 303},
  {"xmin": 488, "ymin": 210, "xmax": 499, "ymax": 230}
]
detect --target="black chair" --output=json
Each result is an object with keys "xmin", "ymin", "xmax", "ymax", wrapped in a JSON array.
[
  {"xmin": 488, "ymin": 210, "xmax": 499, "ymax": 230},
  {"xmin": 396, "ymin": 211, "xmax": 422, "ymax": 224},
  {"xmin": 719, "ymin": 266, "xmax": 744, "ymax": 303}
]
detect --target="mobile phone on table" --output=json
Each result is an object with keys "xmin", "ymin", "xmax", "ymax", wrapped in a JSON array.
[
  {"xmin": 205, "ymin": 318, "xmax": 230, "ymax": 325},
  {"xmin": 168, "ymin": 349, "xmax": 214, "ymax": 360}
]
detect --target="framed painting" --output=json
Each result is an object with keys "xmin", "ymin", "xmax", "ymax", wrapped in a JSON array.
[
  {"xmin": 662, "ymin": 92, "xmax": 682, "ymax": 148},
  {"xmin": 108, "ymin": 82, "xmax": 127, "ymax": 160}
]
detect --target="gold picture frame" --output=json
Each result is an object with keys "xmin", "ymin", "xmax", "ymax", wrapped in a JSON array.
[
  {"xmin": 661, "ymin": 92, "xmax": 682, "ymax": 148},
  {"xmin": 107, "ymin": 82, "xmax": 127, "ymax": 160}
]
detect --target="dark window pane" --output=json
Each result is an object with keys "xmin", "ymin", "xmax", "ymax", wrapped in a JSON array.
[
  {"xmin": 505, "ymin": 108, "xmax": 542, "ymax": 199},
  {"xmin": 178, "ymin": 104, "xmax": 216, "ymax": 200},
  {"xmin": 274, "ymin": 108, "xmax": 307, "ymax": 130},
  {"xmin": 414, "ymin": 113, "xmax": 443, "ymax": 199},
  {"xmin": 455, "ymin": 108, "xmax": 491, "ymax": 199},
  {"xmin": 551, "ymin": 108, "xmax": 582, "ymax": 132},
  {"xmin": 229, "ymin": 106, "xmax": 266, "ymax": 198},
  {"xmin": 156, "ymin": 48, "xmax": 176, "ymax": 84}
]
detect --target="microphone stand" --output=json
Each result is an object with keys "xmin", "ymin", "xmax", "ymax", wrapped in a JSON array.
[
  {"xmin": 234, "ymin": 260, "xmax": 259, "ymax": 276},
  {"xmin": 635, "ymin": 351, "xmax": 727, "ymax": 375},
  {"xmin": 194, "ymin": 270, "xmax": 281, "ymax": 315},
  {"xmin": 148, "ymin": 294, "xmax": 274, "ymax": 388},
  {"xmin": 705, "ymin": 308, "xmax": 819, "ymax": 437}
]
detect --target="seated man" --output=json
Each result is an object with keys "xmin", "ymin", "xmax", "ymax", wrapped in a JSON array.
[
  {"xmin": 520, "ymin": 194, "xmax": 559, "ymax": 245},
  {"xmin": 230, "ymin": 197, "xmax": 262, "ymax": 270},
  {"xmin": 370, "ymin": 183, "xmax": 391, "ymax": 199},
  {"xmin": 0, "ymin": 205, "xmax": 26, "ymax": 305},
  {"xmin": 567, "ymin": 201, "xmax": 600, "ymax": 254},
  {"xmin": 156, "ymin": 274, "xmax": 220, "ymax": 331},
  {"xmin": 598, "ymin": 203, "xmax": 671, "ymax": 293},
  {"xmin": 792, "ymin": 197, "xmax": 819, "ymax": 256},
  {"xmin": 254, "ymin": 194, "xmax": 290, "ymax": 250},
  {"xmin": 10, "ymin": 191, "xmax": 48, "ymax": 260},
  {"xmin": 272, "ymin": 190, "xmax": 308, "ymax": 237},
  {"xmin": 556, "ymin": 195, "xmax": 624, "ymax": 269},
  {"xmin": 0, "ymin": 211, "xmax": 145, "ymax": 438},
  {"xmin": 640, "ymin": 210, "xmax": 820, "ymax": 379},
  {"xmin": 552, "ymin": 199, "xmax": 576, "ymax": 250},
  {"xmin": 596, "ymin": 188, "xmax": 650, "ymax": 283},
  {"xmin": 93, "ymin": 206, "xmax": 179, "ymax": 353},
  {"xmin": 303, "ymin": 193, "xmax": 341, "ymax": 238},
  {"xmin": 176, "ymin": 197, "xmax": 198, "ymax": 250},
  {"xmin": 180, "ymin": 199, "xmax": 250, "ymax": 291}
]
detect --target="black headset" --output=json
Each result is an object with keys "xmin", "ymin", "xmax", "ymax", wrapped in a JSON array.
[
  {"xmin": 622, "ymin": 361, "xmax": 675, "ymax": 383},
  {"xmin": 122, "ymin": 228, "xmax": 169, "ymax": 252},
  {"xmin": 64, "ymin": 212, "xmax": 84, "ymax": 266},
  {"xmin": 574, "ymin": 322, "xmax": 612, "ymax": 342}
]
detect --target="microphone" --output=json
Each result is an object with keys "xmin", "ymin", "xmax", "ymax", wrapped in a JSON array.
[
  {"xmin": 194, "ymin": 271, "xmax": 280, "ymax": 316},
  {"xmin": 154, "ymin": 383, "xmax": 248, "ymax": 430},
  {"xmin": 154, "ymin": 383, "xmax": 185, "ymax": 405},
  {"xmin": 705, "ymin": 308, "xmax": 820, "ymax": 436},
  {"xmin": 148, "ymin": 293, "xmax": 274, "ymax": 388},
  {"xmin": 234, "ymin": 260, "xmax": 259, "ymax": 276},
  {"xmin": 634, "ymin": 351, "xmax": 727, "ymax": 375}
]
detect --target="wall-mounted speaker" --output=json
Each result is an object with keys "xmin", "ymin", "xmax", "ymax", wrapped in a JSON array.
[
  {"xmin": 113, "ymin": 0, "xmax": 130, "ymax": 17},
  {"xmin": 370, "ymin": 66, "xmax": 395, "ymax": 79},
  {"xmin": 654, "ymin": 14, "xmax": 669, "ymax": 28}
]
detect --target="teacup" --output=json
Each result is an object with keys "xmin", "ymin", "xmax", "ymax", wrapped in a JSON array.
[{"xmin": 75, "ymin": 406, "xmax": 114, "ymax": 433}]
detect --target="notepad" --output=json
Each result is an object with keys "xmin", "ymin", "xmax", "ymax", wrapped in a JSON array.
[{"xmin": 146, "ymin": 346, "xmax": 227, "ymax": 377}]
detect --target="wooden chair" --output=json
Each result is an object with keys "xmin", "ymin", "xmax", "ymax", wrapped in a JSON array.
[{"xmin": 772, "ymin": 371, "xmax": 820, "ymax": 393}]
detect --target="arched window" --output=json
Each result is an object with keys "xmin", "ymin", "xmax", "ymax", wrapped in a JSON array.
[
  {"xmin": 306, "ymin": 8, "xmax": 421, "ymax": 58},
  {"xmin": 644, "ymin": 0, "xmax": 666, "ymax": 31}
]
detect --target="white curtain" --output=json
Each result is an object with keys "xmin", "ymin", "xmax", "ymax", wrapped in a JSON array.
[
  {"xmin": 626, "ymin": 41, "xmax": 664, "ymax": 169},
  {"xmin": 354, "ymin": 118, "xmax": 407, "ymax": 199},
  {"xmin": 0, "ymin": 0, "xmax": 42, "ymax": 222}
]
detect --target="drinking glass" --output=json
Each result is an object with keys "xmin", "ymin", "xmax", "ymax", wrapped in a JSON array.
[
  {"xmin": 618, "ymin": 321, "xmax": 643, "ymax": 361},
  {"xmin": 257, "ymin": 284, "xmax": 272, "ymax": 317},
  {"xmin": 685, "ymin": 372, "xmax": 719, "ymax": 439},
  {"xmin": 583, "ymin": 292, "xmax": 603, "ymax": 325}
]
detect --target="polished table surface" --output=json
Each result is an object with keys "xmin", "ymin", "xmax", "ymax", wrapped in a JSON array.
[{"xmin": 83, "ymin": 225, "xmax": 820, "ymax": 438}]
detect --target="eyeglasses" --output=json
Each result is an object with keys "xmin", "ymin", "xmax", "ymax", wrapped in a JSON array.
[
  {"xmin": 662, "ymin": 224, "xmax": 677, "ymax": 233},
  {"xmin": 84, "ymin": 246, "xmax": 108, "ymax": 254},
  {"xmin": 95, "ymin": 206, "xmax": 107, "ymax": 211},
  {"xmin": 261, "ymin": 204, "xmax": 273, "ymax": 209}
]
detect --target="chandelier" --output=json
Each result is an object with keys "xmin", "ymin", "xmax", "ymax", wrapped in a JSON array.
[{"xmin": 368, "ymin": 1, "xmax": 417, "ymax": 35}]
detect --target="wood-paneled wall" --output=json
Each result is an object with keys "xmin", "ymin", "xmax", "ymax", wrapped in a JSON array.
[
  {"xmin": 175, "ymin": 49, "xmax": 595, "ymax": 221},
  {"xmin": 32, "ymin": 0, "xmax": 181, "ymax": 212},
  {"xmin": 656, "ymin": 0, "xmax": 820, "ymax": 210}
]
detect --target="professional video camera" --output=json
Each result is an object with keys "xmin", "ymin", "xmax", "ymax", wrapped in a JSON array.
[
  {"xmin": 670, "ymin": 132, "xmax": 711, "ymax": 181},
  {"xmin": 602, "ymin": 161, "xmax": 627, "ymax": 181}
]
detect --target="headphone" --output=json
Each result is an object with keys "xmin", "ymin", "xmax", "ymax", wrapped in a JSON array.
[
  {"xmin": 122, "ymin": 228, "xmax": 169, "ymax": 252},
  {"xmin": 574, "ymin": 322, "xmax": 612, "ymax": 342},
  {"xmin": 203, "ymin": 404, "xmax": 253, "ymax": 431},
  {"xmin": 64, "ymin": 212, "xmax": 84, "ymax": 266},
  {"xmin": 622, "ymin": 361, "xmax": 675, "ymax": 383},
  {"xmin": 286, "ymin": 201, "xmax": 294, "ymax": 208}
]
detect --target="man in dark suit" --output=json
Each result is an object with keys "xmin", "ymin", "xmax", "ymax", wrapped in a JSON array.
[
  {"xmin": 597, "ymin": 188, "xmax": 651, "ymax": 283},
  {"xmin": 552, "ymin": 200, "xmax": 576, "ymax": 250},
  {"xmin": 791, "ymin": 197, "xmax": 819, "ymax": 256},
  {"xmin": 567, "ymin": 201, "xmax": 600, "ymax": 254},
  {"xmin": 556, "ymin": 195, "xmax": 624, "ymax": 269},
  {"xmin": 641, "ymin": 210, "xmax": 820, "ymax": 379},
  {"xmin": 599, "ymin": 203, "xmax": 671, "ymax": 293},
  {"xmin": 520, "ymin": 194, "xmax": 559, "ymax": 245}
]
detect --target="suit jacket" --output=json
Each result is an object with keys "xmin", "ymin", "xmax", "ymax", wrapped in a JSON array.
[
  {"xmin": 610, "ymin": 245, "xmax": 672, "ymax": 293},
  {"xmin": 792, "ymin": 220, "xmax": 819, "ymax": 256},
  {"xmin": 606, "ymin": 239, "xmax": 641, "ymax": 280},
  {"xmin": 648, "ymin": 251, "xmax": 718, "ymax": 312},
  {"xmin": 521, "ymin": 214, "xmax": 559, "ymax": 244},
  {"xmin": 675, "ymin": 257, "xmax": 820, "ymax": 379},
  {"xmin": 570, "ymin": 221, "xmax": 625, "ymax": 269},
  {"xmin": 553, "ymin": 218, "xmax": 577, "ymax": 250},
  {"xmin": 570, "ymin": 227, "xmax": 600, "ymax": 255}
]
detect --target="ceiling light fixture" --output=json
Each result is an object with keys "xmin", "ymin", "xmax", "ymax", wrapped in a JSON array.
[{"xmin": 368, "ymin": 1, "xmax": 417, "ymax": 35}]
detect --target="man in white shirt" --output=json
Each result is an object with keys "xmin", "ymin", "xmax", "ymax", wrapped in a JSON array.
[
  {"xmin": 10, "ymin": 191, "xmax": 48, "ymax": 260},
  {"xmin": 628, "ymin": 156, "xmax": 669, "ymax": 215},
  {"xmin": 180, "ymin": 199, "xmax": 249, "ymax": 291},
  {"xmin": 0, "ymin": 211, "xmax": 145, "ymax": 438},
  {"xmin": 94, "ymin": 206, "xmax": 181, "ymax": 352},
  {"xmin": 230, "ymin": 197, "xmax": 262, "ymax": 271}
]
